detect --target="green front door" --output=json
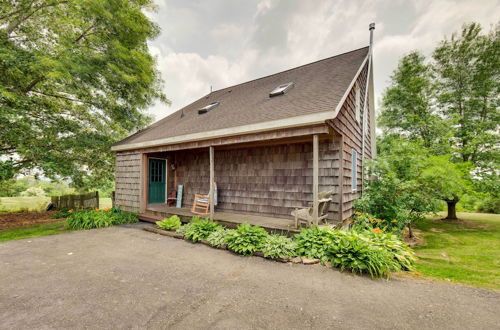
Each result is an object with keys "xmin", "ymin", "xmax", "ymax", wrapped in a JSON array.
[{"xmin": 148, "ymin": 158, "xmax": 166, "ymax": 204}]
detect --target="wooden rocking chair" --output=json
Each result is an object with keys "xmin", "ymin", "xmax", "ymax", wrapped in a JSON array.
[
  {"xmin": 191, "ymin": 194, "xmax": 210, "ymax": 215},
  {"xmin": 291, "ymin": 191, "xmax": 334, "ymax": 228}
]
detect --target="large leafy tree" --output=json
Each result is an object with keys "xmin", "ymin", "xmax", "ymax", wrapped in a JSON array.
[
  {"xmin": 379, "ymin": 51, "xmax": 448, "ymax": 152},
  {"xmin": 376, "ymin": 22, "xmax": 499, "ymax": 218},
  {"xmin": 433, "ymin": 23, "xmax": 499, "ymax": 165},
  {"xmin": 0, "ymin": 0, "xmax": 167, "ymax": 188}
]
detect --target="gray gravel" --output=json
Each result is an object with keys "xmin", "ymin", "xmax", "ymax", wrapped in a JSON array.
[{"xmin": 0, "ymin": 223, "xmax": 498, "ymax": 330}]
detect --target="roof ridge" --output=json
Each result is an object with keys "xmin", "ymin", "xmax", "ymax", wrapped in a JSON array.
[{"xmin": 211, "ymin": 46, "xmax": 369, "ymax": 93}]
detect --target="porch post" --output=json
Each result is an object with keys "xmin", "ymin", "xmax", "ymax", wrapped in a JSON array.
[
  {"xmin": 209, "ymin": 146, "xmax": 214, "ymax": 221},
  {"xmin": 312, "ymin": 134, "xmax": 319, "ymax": 224}
]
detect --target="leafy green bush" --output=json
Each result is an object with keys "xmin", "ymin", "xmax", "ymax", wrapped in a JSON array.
[
  {"xmin": 66, "ymin": 209, "xmax": 138, "ymax": 229},
  {"xmin": 184, "ymin": 217, "xmax": 221, "ymax": 242},
  {"xmin": 66, "ymin": 208, "xmax": 137, "ymax": 230},
  {"xmin": 364, "ymin": 231, "xmax": 416, "ymax": 271},
  {"xmin": 326, "ymin": 231, "xmax": 399, "ymax": 278},
  {"xmin": 350, "ymin": 212, "xmax": 400, "ymax": 233},
  {"xmin": 207, "ymin": 227, "xmax": 230, "ymax": 247},
  {"xmin": 225, "ymin": 223, "xmax": 268, "ymax": 256},
  {"xmin": 261, "ymin": 234, "xmax": 297, "ymax": 259},
  {"xmin": 51, "ymin": 208, "xmax": 72, "ymax": 219},
  {"xmin": 176, "ymin": 223, "xmax": 193, "ymax": 235},
  {"xmin": 156, "ymin": 215, "xmax": 181, "ymax": 230},
  {"xmin": 293, "ymin": 226, "xmax": 337, "ymax": 261}
]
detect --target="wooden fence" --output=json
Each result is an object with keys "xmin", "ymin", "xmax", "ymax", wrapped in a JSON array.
[{"xmin": 51, "ymin": 191, "xmax": 99, "ymax": 210}]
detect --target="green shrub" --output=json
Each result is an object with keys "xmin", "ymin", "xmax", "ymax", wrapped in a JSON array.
[
  {"xmin": 225, "ymin": 223, "xmax": 268, "ymax": 256},
  {"xmin": 261, "ymin": 234, "xmax": 297, "ymax": 259},
  {"xmin": 51, "ymin": 208, "xmax": 72, "ymax": 219},
  {"xmin": 350, "ymin": 212, "xmax": 400, "ymax": 233},
  {"xmin": 293, "ymin": 226, "xmax": 337, "ymax": 261},
  {"xmin": 207, "ymin": 227, "xmax": 230, "ymax": 247},
  {"xmin": 176, "ymin": 223, "xmax": 193, "ymax": 235},
  {"xmin": 326, "ymin": 231, "xmax": 399, "ymax": 278},
  {"xmin": 364, "ymin": 231, "xmax": 416, "ymax": 271},
  {"xmin": 66, "ymin": 208, "xmax": 137, "ymax": 230},
  {"xmin": 184, "ymin": 217, "xmax": 221, "ymax": 242},
  {"xmin": 156, "ymin": 215, "xmax": 181, "ymax": 230}
]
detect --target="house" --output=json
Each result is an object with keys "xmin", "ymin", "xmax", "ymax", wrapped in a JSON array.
[{"xmin": 112, "ymin": 24, "xmax": 376, "ymax": 230}]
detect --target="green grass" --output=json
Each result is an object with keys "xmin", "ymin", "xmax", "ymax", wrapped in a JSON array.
[
  {"xmin": 414, "ymin": 212, "xmax": 500, "ymax": 291},
  {"xmin": 0, "ymin": 197, "xmax": 112, "ymax": 212},
  {"xmin": 0, "ymin": 220, "xmax": 73, "ymax": 242}
]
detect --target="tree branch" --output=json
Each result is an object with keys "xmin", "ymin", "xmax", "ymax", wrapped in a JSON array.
[{"xmin": 74, "ymin": 24, "xmax": 95, "ymax": 43}]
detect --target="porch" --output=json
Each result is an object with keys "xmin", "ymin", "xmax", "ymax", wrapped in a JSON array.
[{"xmin": 140, "ymin": 203, "xmax": 300, "ymax": 234}]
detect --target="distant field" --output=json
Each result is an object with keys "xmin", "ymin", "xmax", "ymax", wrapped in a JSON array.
[{"xmin": 0, "ymin": 197, "xmax": 112, "ymax": 212}]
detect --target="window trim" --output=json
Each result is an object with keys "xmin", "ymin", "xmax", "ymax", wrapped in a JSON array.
[
  {"xmin": 355, "ymin": 83, "xmax": 361, "ymax": 123},
  {"xmin": 351, "ymin": 149, "xmax": 357, "ymax": 192}
]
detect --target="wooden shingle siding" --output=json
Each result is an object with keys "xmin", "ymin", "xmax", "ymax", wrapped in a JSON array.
[
  {"xmin": 328, "ymin": 62, "xmax": 370, "ymax": 221},
  {"xmin": 115, "ymin": 151, "xmax": 142, "ymax": 212},
  {"xmin": 173, "ymin": 139, "xmax": 341, "ymax": 221}
]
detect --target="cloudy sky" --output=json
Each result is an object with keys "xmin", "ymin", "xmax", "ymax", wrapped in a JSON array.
[{"xmin": 145, "ymin": 0, "xmax": 499, "ymax": 121}]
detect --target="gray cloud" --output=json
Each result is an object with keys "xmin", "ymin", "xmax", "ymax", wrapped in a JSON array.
[{"xmin": 147, "ymin": 0, "xmax": 500, "ymax": 121}]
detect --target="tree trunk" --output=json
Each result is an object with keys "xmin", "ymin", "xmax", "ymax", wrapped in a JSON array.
[
  {"xmin": 444, "ymin": 198, "xmax": 459, "ymax": 220},
  {"xmin": 408, "ymin": 222, "xmax": 414, "ymax": 238}
]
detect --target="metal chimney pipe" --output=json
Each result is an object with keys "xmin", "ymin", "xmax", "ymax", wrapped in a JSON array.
[{"xmin": 369, "ymin": 23, "xmax": 375, "ymax": 50}]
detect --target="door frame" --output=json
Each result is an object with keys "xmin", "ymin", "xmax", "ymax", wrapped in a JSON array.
[{"xmin": 147, "ymin": 157, "xmax": 167, "ymax": 204}]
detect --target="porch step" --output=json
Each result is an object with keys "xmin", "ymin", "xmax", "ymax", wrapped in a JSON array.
[{"xmin": 138, "ymin": 213, "xmax": 163, "ymax": 224}]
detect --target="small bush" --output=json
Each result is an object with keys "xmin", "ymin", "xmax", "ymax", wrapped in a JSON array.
[
  {"xmin": 52, "ymin": 208, "xmax": 72, "ymax": 219},
  {"xmin": 261, "ymin": 234, "xmax": 297, "ymax": 259},
  {"xmin": 184, "ymin": 217, "xmax": 221, "ymax": 242},
  {"xmin": 66, "ymin": 208, "xmax": 137, "ymax": 230},
  {"xmin": 225, "ymin": 223, "xmax": 268, "ymax": 256},
  {"xmin": 293, "ymin": 226, "xmax": 337, "ymax": 261},
  {"xmin": 156, "ymin": 215, "xmax": 181, "ymax": 230},
  {"xmin": 176, "ymin": 223, "xmax": 193, "ymax": 235},
  {"xmin": 326, "ymin": 231, "xmax": 399, "ymax": 278},
  {"xmin": 364, "ymin": 231, "xmax": 416, "ymax": 271},
  {"xmin": 207, "ymin": 228, "xmax": 230, "ymax": 247},
  {"xmin": 350, "ymin": 212, "xmax": 400, "ymax": 234}
]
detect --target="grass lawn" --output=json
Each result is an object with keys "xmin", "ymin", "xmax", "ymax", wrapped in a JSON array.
[
  {"xmin": 0, "ymin": 196, "xmax": 112, "ymax": 212},
  {"xmin": 0, "ymin": 220, "xmax": 73, "ymax": 242},
  {"xmin": 414, "ymin": 212, "xmax": 500, "ymax": 291}
]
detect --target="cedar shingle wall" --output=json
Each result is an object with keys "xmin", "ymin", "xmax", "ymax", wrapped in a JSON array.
[
  {"xmin": 174, "ymin": 140, "xmax": 341, "ymax": 220},
  {"xmin": 115, "ymin": 151, "xmax": 142, "ymax": 212},
  {"xmin": 329, "ymin": 62, "xmax": 371, "ymax": 220}
]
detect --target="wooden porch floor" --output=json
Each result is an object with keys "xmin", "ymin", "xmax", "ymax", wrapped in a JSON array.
[{"xmin": 141, "ymin": 204, "xmax": 299, "ymax": 234}]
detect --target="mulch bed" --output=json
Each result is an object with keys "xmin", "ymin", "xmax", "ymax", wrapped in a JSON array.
[{"xmin": 0, "ymin": 211, "xmax": 61, "ymax": 231}]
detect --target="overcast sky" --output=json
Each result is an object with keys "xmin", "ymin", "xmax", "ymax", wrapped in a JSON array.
[{"xmin": 145, "ymin": 0, "xmax": 499, "ymax": 121}]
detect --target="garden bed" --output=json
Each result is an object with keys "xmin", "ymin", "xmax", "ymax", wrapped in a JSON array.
[
  {"xmin": 0, "ymin": 211, "xmax": 59, "ymax": 231},
  {"xmin": 146, "ymin": 214, "xmax": 417, "ymax": 279}
]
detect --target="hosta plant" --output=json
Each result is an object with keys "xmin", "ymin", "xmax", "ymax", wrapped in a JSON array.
[
  {"xmin": 261, "ymin": 234, "xmax": 297, "ymax": 259},
  {"xmin": 207, "ymin": 228, "xmax": 230, "ymax": 247},
  {"xmin": 184, "ymin": 218, "xmax": 221, "ymax": 242},
  {"xmin": 326, "ymin": 231, "xmax": 399, "ymax": 278},
  {"xmin": 66, "ymin": 208, "xmax": 137, "ymax": 230},
  {"xmin": 156, "ymin": 215, "xmax": 181, "ymax": 230},
  {"xmin": 293, "ymin": 226, "xmax": 338, "ymax": 261},
  {"xmin": 364, "ymin": 231, "xmax": 416, "ymax": 271},
  {"xmin": 225, "ymin": 223, "xmax": 268, "ymax": 256}
]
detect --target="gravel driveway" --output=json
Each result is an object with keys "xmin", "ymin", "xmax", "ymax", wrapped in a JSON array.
[{"xmin": 1, "ymin": 224, "xmax": 498, "ymax": 329}]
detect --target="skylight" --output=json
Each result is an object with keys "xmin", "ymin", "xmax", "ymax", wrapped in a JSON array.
[
  {"xmin": 269, "ymin": 82, "xmax": 294, "ymax": 97},
  {"xmin": 198, "ymin": 101, "xmax": 220, "ymax": 114}
]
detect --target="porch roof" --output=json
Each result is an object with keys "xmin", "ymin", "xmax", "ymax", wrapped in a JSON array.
[{"xmin": 112, "ymin": 47, "xmax": 369, "ymax": 152}]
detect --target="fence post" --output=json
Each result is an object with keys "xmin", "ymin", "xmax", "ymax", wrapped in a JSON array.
[
  {"xmin": 96, "ymin": 191, "xmax": 99, "ymax": 209},
  {"xmin": 111, "ymin": 191, "xmax": 115, "ymax": 208}
]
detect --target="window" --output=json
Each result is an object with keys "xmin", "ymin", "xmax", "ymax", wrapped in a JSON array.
[
  {"xmin": 270, "ymin": 82, "xmax": 294, "ymax": 97},
  {"xmin": 351, "ymin": 149, "xmax": 357, "ymax": 191},
  {"xmin": 198, "ymin": 101, "xmax": 220, "ymax": 115},
  {"xmin": 355, "ymin": 83, "xmax": 361, "ymax": 122}
]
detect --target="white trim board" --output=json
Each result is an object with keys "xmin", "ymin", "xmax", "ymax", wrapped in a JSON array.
[{"xmin": 112, "ymin": 54, "xmax": 370, "ymax": 152}]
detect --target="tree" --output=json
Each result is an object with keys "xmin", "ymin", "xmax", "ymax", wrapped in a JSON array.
[
  {"xmin": 419, "ymin": 156, "xmax": 471, "ymax": 220},
  {"xmin": 356, "ymin": 140, "xmax": 439, "ymax": 238},
  {"xmin": 379, "ymin": 51, "xmax": 448, "ymax": 152},
  {"xmin": 0, "ymin": 0, "xmax": 167, "ymax": 188},
  {"xmin": 433, "ymin": 22, "xmax": 499, "ymax": 165}
]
